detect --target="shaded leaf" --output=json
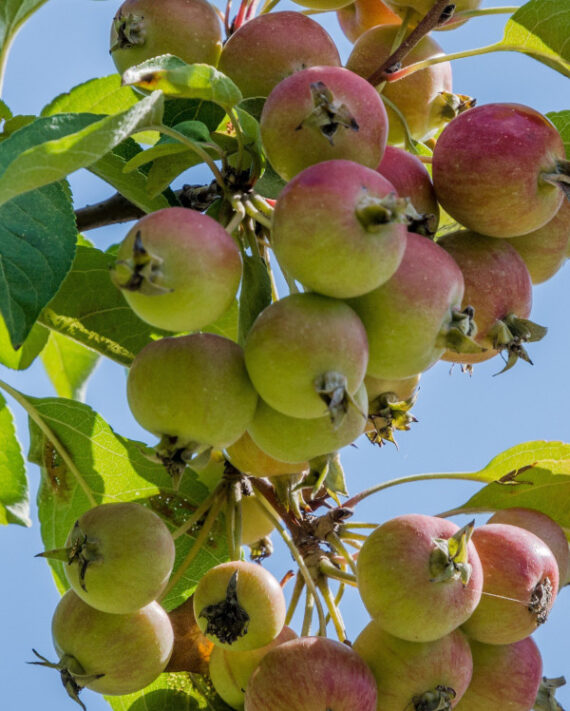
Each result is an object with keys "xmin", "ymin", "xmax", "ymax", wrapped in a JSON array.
[
  {"xmin": 0, "ymin": 391, "xmax": 29, "ymax": 526},
  {"xmin": 163, "ymin": 98, "xmax": 225, "ymax": 133},
  {"xmin": 0, "ymin": 113, "xmax": 35, "ymax": 140},
  {"xmin": 0, "ymin": 99, "xmax": 12, "ymax": 122},
  {"xmin": 253, "ymin": 160, "xmax": 286, "ymax": 200},
  {"xmin": 547, "ymin": 110, "xmax": 570, "ymax": 157},
  {"xmin": 204, "ymin": 300, "xmax": 239, "ymax": 343},
  {"xmin": 0, "ymin": 317, "xmax": 49, "ymax": 370},
  {"xmin": 41, "ymin": 332, "xmax": 100, "ymax": 400},
  {"xmin": 146, "ymin": 151, "xmax": 205, "ymax": 197},
  {"xmin": 238, "ymin": 253, "xmax": 272, "ymax": 346}
]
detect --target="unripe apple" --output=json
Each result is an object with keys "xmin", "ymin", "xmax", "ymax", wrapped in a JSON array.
[
  {"xmin": 260, "ymin": 65, "xmax": 388, "ymax": 181},
  {"xmin": 193, "ymin": 561, "xmax": 286, "ymax": 651},
  {"xmin": 209, "ymin": 626, "xmax": 297, "ymax": 709},
  {"xmin": 165, "ymin": 595, "xmax": 214, "ymax": 674},
  {"xmin": 462, "ymin": 523, "xmax": 559, "ymax": 645},
  {"xmin": 488, "ymin": 508, "xmax": 569, "ymax": 588},
  {"xmin": 454, "ymin": 637, "xmax": 542, "ymax": 711},
  {"xmin": 271, "ymin": 160, "xmax": 408, "ymax": 298},
  {"xmin": 218, "ymin": 12, "xmax": 340, "ymax": 98},
  {"xmin": 365, "ymin": 373, "xmax": 420, "ymax": 403},
  {"xmin": 111, "ymin": 207, "xmax": 242, "ymax": 333},
  {"xmin": 244, "ymin": 293, "xmax": 368, "ymax": 421},
  {"xmin": 357, "ymin": 514, "xmax": 483, "ymax": 642},
  {"xmin": 290, "ymin": 0, "xmax": 356, "ymax": 10},
  {"xmin": 244, "ymin": 636, "xmax": 378, "ymax": 711},
  {"xmin": 247, "ymin": 383, "xmax": 368, "ymax": 463},
  {"xmin": 127, "ymin": 334, "xmax": 258, "ymax": 450},
  {"xmin": 110, "ymin": 0, "xmax": 222, "ymax": 75},
  {"xmin": 353, "ymin": 622, "xmax": 473, "ymax": 711},
  {"xmin": 239, "ymin": 493, "xmax": 275, "ymax": 546},
  {"xmin": 433, "ymin": 103, "xmax": 569, "ymax": 237},
  {"xmin": 377, "ymin": 146, "xmax": 440, "ymax": 236},
  {"xmin": 346, "ymin": 26, "xmax": 455, "ymax": 145},
  {"xmin": 337, "ymin": 0, "xmax": 401, "ymax": 43},
  {"xmin": 225, "ymin": 431, "xmax": 309, "ymax": 478}
]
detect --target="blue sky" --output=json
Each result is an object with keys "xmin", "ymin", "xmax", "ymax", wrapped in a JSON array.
[{"xmin": 1, "ymin": 1, "xmax": 569, "ymax": 710}]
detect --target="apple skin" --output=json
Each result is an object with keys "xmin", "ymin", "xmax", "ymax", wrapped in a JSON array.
[
  {"xmin": 225, "ymin": 431, "xmax": 309, "ymax": 478},
  {"xmin": 365, "ymin": 373, "xmax": 420, "ymax": 403},
  {"xmin": 63, "ymin": 502, "xmax": 175, "ymax": 614},
  {"xmin": 260, "ymin": 65, "xmax": 388, "ymax": 181},
  {"xmin": 462, "ymin": 523, "xmax": 559, "ymax": 645},
  {"xmin": 193, "ymin": 561, "xmax": 286, "ymax": 652},
  {"xmin": 113, "ymin": 207, "xmax": 242, "ymax": 333},
  {"xmin": 337, "ymin": 0, "xmax": 401, "ymax": 43},
  {"xmin": 438, "ymin": 230, "xmax": 533, "ymax": 365},
  {"xmin": 209, "ymin": 626, "xmax": 297, "ymax": 710},
  {"xmin": 433, "ymin": 103, "xmax": 566, "ymax": 237},
  {"xmin": 346, "ymin": 26, "xmax": 452, "ymax": 145},
  {"xmin": 353, "ymin": 622, "xmax": 473, "ymax": 711},
  {"xmin": 52, "ymin": 591, "xmax": 174, "ymax": 695},
  {"xmin": 348, "ymin": 232, "xmax": 465, "ymax": 379},
  {"xmin": 454, "ymin": 637, "xmax": 542, "ymax": 711},
  {"xmin": 239, "ymin": 494, "xmax": 275, "ymax": 546},
  {"xmin": 218, "ymin": 12, "xmax": 340, "ymax": 98},
  {"xmin": 508, "ymin": 201, "xmax": 570, "ymax": 284},
  {"xmin": 271, "ymin": 160, "xmax": 407, "ymax": 298},
  {"xmin": 127, "ymin": 334, "xmax": 258, "ymax": 449},
  {"xmin": 244, "ymin": 636, "xmax": 378, "ymax": 711},
  {"xmin": 110, "ymin": 0, "xmax": 222, "ymax": 74},
  {"xmin": 488, "ymin": 508, "xmax": 569, "ymax": 588},
  {"xmin": 356, "ymin": 514, "xmax": 483, "ymax": 642}
]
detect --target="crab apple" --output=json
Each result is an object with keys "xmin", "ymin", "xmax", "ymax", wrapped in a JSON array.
[
  {"xmin": 377, "ymin": 146, "xmax": 440, "ymax": 236},
  {"xmin": 225, "ymin": 431, "xmax": 309, "ymax": 478},
  {"xmin": 353, "ymin": 622, "xmax": 473, "ymax": 711},
  {"xmin": 244, "ymin": 293, "xmax": 368, "ymax": 422},
  {"xmin": 462, "ymin": 523, "xmax": 559, "ymax": 645},
  {"xmin": 454, "ymin": 637, "xmax": 542, "ymax": 711},
  {"xmin": 49, "ymin": 502, "xmax": 175, "ymax": 614},
  {"xmin": 36, "ymin": 591, "xmax": 173, "ymax": 698},
  {"xmin": 438, "ymin": 230, "xmax": 544, "ymax": 371},
  {"xmin": 346, "ymin": 26, "xmax": 463, "ymax": 146},
  {"xmin": 247, "ymin": 383, "xmax": 368, "ymax": 463},
  {"xmin": 209, "ymin": 626, "xmax": 297, "ymax": 710},
  {"xmin": 260, "ymin": 65, "xmax": 388, "ymax": 181},
  {"xmin": 218, "ymin": 12, "xmax": 340, "ymax": 99},
  {"xmin": 348, "ymin": 232, "xmax": 479, "ymax": 380},
  {"xmin": 110, "ymin": 0, "xmax": 222, "ymax": 75},
  {"xmin": 488, "ymin": 508, "xmax": 569, "ymax": 587},
  {"xmin": 272, "ymin": 160, "xmax": 408, "ymax": 298},
  {"xmin": 127, "ymin": 333, "xmax": 258, "ymax": 450},
  {"xmin": 337, "ymin": 0, "xmax": 401, "ymax": 43},
  {"xmin": 508, "ymin": 201, "xmax": 570, "ymax": 284},
  {"xmin": 193, "ymin": 561, "xmax": 286, "ymax": 651},
  {"xmin": 165, "ymin": 596, "xmax": 213, "ymax": 674},
  {"xmin": 357, "ymin": 514, "xmax": 483, "ymax": 642},
  {"xmin": 244, "ymin": 636, "xmax": 378, "ymax": 711},
  {"xmin": 111, "ymin": 207, "xmax": 242, "ymax": 333},
  {"xmin": 432, "ymin": 103, "xmax": 569, "ymax": 238},
  {"xmin": 239, "ymin": 493, "xmax": 275, "ymax": 546}
]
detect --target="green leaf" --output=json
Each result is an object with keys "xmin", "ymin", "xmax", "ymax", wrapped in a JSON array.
[
  {"xmin": 146, "ymin": 151, "xmax": 206, "ymax": 197},
  {"xmin": 0, "ymin": 182, "xmax": 77, "ymax": 349},
  {"xmin": 122, "ymin": 57, "xmax": 243, "ymax": 110},
  {"xmin": 38, "ymin": 245, "xmax": 170, "ymax": 366},
  {"xmin": 253, "ymin": 160, "xmax": 286, "ymax": 200},
  {"xmin": 0, "ymin": 99, "xmax": 12, "ymax": 122},
  {"xmin": 204, "ymin": 300, "xmax": 239, "ymax": 343},
  {"xmin": 0, "ymin": 392, "xmax": 29, "ymax": 526},
  {"xmin": 123, "ymin": 121, "xmax": 212, "ymax": 173},
  {"xmin": 501, "ymin": 0, "xmax": 570, "ymax": 77},
  {"xmin": 0, "ymin": 92, "xmax": 164, "ymax": 207},
  {"xmin": 0, "ymin": 113, "xmax": 35, "ymax": 141},
  {"xmin": 41, "ymin": 74, "xmax": 140, "ymax": 117},
  {"xmin": 0, "ymin": 0, "xmax": 49, "ymax": 75},
  {"xmin": 0, "ymin": 317, "xmax": 49, "ymax": 370},
  {"xmin": 163, "ymin": 98, "xmax": 225, "ymax": 132},
  {"xmin": 238, "ymin": 253, "xmax": 272, "ymax": 346},
  {"xmin": 41, "ymin": 332, "xmax": 100, "ymax": 400},
  {"xmin": 547, "ymin": 110, "xmax": 570, "ymax": 157}
]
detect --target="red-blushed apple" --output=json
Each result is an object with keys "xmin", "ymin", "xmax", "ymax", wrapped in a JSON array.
[
  {"xmin": 244, "ymin": 636, "xmax": 378, "ymax": 711},
  {"xmin": 244, "ymin": 293, "xmax": 368, "ymax": 422},
  {"xmin": 110, "ymin": 0, "xmax": 222, "ymax": 74},
  {"xmin": 218, "ymin": 12, "xmax": 340, "ymax": 98},
  {"xmin": 353, "ymin": 622, "xmax": 473, "ymax": 711},
  {"xmin": 271, "ymin": 160, "xmax": 408, "ymax": 298},
  {"xmin": 488, "ymin": 508, "xmax": 569, "ymax": 588},
  {"xmin": 260, "ymin": 66, "xmax": 388, "ymax": 181},
  {"xmin": 454, "ymin": 636, "xmax": 542, "ymax": 711},
  {"xmin": 356, "ymin": 514, "xmax": 483, "ymax": 641},
  {"xmin": 433, "ymin": 103, "xmax": 569, "ymax": 237},
  {"xmin": 209, "ymin": 626, "xmax": 297, "ymax": 709},
  {"xmin": 337, "ymin": 0, "xmax": 401, "ymax": 43},
  {"xmin": 462, "ymin": 523, "xmax": 559, "ymax": 645},
  {"xmin": 377, "ymin": 146, "xmax": 440, "ymax": 235}
]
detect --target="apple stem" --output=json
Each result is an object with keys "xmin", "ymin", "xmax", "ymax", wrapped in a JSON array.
[
  {"xmin": 172, "ymin": 484, "xmax": 223, "ymax": 540},
  {"xmin": 302, "ymin": 590, "xmax": 315, "ymax": 637},
  {"xmin": 327, "ymin": 531, "xmax": 358, "ymax": 576},
  {"xmin": 243, "ymin": 198, "xmax": 272, "ymax": 230},
  {"xmin": 285, "ymin": 574, "xmax": 305, "ymax": 625},
  {"xmin": 318, "ymin": 577, "xmax": 347, "ymax": 641}
]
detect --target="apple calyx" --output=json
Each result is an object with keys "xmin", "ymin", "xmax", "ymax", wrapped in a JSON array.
[
  {"xmin": 305, "ymin": 451, "xmax": 349, "ymax": 501},
  {"xmin": 436, "ymin": 306, "xmax": 485, "ymax": 354},
  {"xmin": 366, "ymin": 392, "xmax": 418, "ymax": 447},
  {"xmin": 272, "ymin": 471, "xmax": 309, "ymax": 519},
  {"xmin": 29, "ymin": 649, "xmax": 104, "ymax": 711},
  {"xmin": 110, "ymin": 231, "xmax": 172, "ymax": 296},
  {"xmin": 198, "ymin": 570, "xmax": 250, "ymax": 645},
  {"xmin": 490, "ymin": 313, "xmax": 548, "ymax": 374},
  {"xmin": 314, "ymin": 372, "xmax": 354, "ymax": 426},
  {"xmin": 533, "ymin": 676, "xmax": 566, "ymax": 711},
  {"xmin": 529, "ymin": 576, "xmax": 554, "ymax": 625},
  {"xmin": 355, "ymin": 193, "xmax": 412, "ymax": 231},
  {"xmin": 296, "ymin": 81, "xmax": 359, "ymax": 146},
  {"xmin": 37, "ymin": 522, "xmax": 103, "ymax": 592},
  {"xmin": 541, "ymin": 159, "xmax": 570, "ymax": 201},
  {"xmin": 413, "ymin": 685, "xmax": 457, "ymax": 711},
  {"xmin": 429, "ymin": 520, "xmax": 475, "ymax": 584},
  {"xmin": 433, "ymin": 91, "xmax": 476, "ymax": 123},
  {"xmin": 153, "ymin": 435, "xmax": 211, "ymax": 482},
  {"xmin": 110, "ymin": 13, "xmax": 146, "ymax": 53}
]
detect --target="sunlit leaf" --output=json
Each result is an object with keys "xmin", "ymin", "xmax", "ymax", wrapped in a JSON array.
[
  {"xmin": 547, "ymin": 110, "xmax": 570, "ymax": 157},
  {"xmin": 0, "ymin": 392, "xmax": 29, "ymax": 526},
  {"xmin": 41, "ymin": 332, "xmax": 100, "ymax": 400}
]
